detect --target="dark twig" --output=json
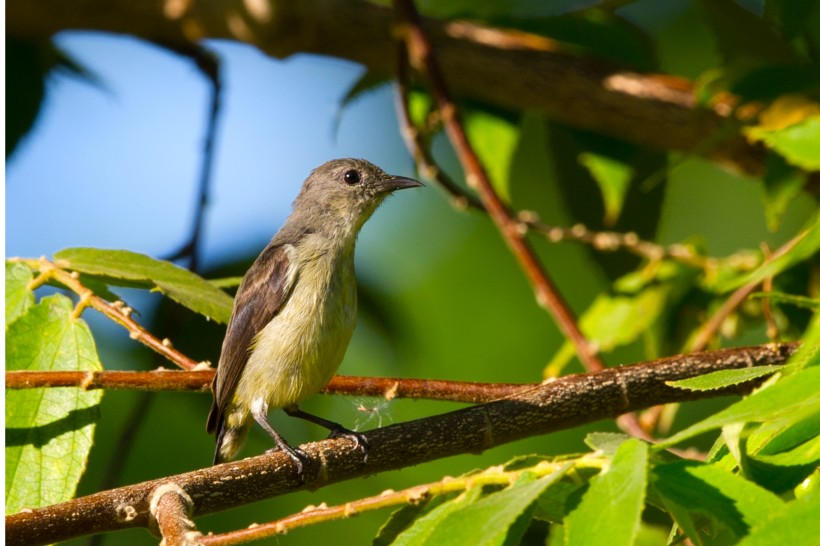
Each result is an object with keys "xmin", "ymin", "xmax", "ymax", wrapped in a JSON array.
[
  {"xmin": 5, "ymin": 343, "xmax": 797, "ymax": 546},
  {"xmin": 13, "ymin": 258, "xmax": 201, "ymax": 370},
  {"xmin": 162, "ymin": 44, "xmax": 222, "ymax": 273},
  {"xmin": 394, "ymin": 0, "xmax": 604, "ymax": 372}
]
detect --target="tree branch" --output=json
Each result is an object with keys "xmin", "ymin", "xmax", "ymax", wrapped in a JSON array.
[
  {"xmin": 5, "ymin": 342, "xmax": 797, "ymax": 546},
  {"xmin": 6, "ymin": 0, "xmax": 766, "ymax": 175},
  {"xmin": 395, "ymin": 0, "xmax": 604, "ymax": 373},
  {"xmin": 3, "ymin": 370, "xmax": 529, "ymax": 403}
]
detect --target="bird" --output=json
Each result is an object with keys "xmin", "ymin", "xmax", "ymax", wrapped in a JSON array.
[{"xmin": 206, "ymin": 158, "xmax": 422, "ymax": 474}]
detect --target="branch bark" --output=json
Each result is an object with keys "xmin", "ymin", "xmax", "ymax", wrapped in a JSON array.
[
  {"xmin": 6, "ymin": 342, "xmax": 797, "ymax": 546},
  {"xmin": 7, "ymin": 0, "xmax": 765, "ymax": 175}
]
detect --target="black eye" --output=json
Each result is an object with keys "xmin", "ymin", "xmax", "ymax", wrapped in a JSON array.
[{"xmin": 343, "ymin": 170, "xmax": 361, "ymax": 185}]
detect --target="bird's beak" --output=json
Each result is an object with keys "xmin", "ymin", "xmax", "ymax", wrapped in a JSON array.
[{"xmin": 382, "ymin": 175, "xmax": 424, "ymax": 192}]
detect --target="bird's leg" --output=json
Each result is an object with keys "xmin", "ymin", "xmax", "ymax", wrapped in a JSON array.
[
  {"xmin": 284, "ymin": 405, "xmax": 369, "ymax": 461},
  {"xmin": 251, "ymin": 400, "xmax": 308, "ymax": 478}
]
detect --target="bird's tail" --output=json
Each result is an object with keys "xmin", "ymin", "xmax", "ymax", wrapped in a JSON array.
[{"xmin": 212, "ymin": 416, "xmax": 249, "ymax": 465}]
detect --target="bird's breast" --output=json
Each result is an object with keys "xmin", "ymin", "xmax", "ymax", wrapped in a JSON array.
[{"xmin": 235, "ymin": 245, "xmax": 357, "ymax": 409}]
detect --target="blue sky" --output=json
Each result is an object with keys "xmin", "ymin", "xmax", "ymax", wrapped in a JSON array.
[{"xmin": 6, "ymin": 32, "xmax": 416, "ymax": 269}]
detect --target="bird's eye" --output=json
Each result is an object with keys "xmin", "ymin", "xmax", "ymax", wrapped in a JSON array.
[{"xmin": 343, "ymin": 170, "xmax": 361, "ymax": 185}]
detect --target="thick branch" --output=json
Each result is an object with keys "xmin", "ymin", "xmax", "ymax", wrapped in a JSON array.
[
  {"xmin": 7, "ymin": 0, "xmax": 764, "ymax": 175},
  {"xmin": 6, "ymin": 343, "xmax": 796, "ymax": 546}
]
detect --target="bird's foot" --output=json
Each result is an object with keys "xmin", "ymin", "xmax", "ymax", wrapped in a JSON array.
[{"xmin": 327, "ymin": 426, "xmax": 369, "ymax": 462}]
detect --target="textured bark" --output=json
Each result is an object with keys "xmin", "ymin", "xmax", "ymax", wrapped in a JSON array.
[{"xmin": 6, "ymin": 342, "xmax": 797, "ymax": 546}]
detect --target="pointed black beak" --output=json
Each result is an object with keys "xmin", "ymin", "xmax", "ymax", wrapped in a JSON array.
[{"xmin": 382, "ymin": 175, "xmax": 424, "ymax": 192}]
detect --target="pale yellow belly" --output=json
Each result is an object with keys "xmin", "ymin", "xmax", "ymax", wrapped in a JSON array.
[{"xmin": 232, "ymin": 254, "xmax": 357, "ymax": 411}]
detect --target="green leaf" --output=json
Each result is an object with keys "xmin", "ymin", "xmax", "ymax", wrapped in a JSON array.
[
  {"xmin": 733, "ymin": 488, "xmax": 820, "ymax": 546},
  {"xmin": 5, "ymin": 294, "xmax": 103, "ymax": 514},
  {"xmin": 651, "ymin": 461, "xmax": 784, "ymax": 545},
  {"xmin": 374, "ymin": 499, "xmax": 440, "ymax": 546},
  {"xmin": 417, "ymin": 467, "xmax": 571, "ymax": 546},
  {"xmin": 391, "ymin": 487, "xmax": 484, "ymax": 546},
  {"xmin": 565, "ymin": 439, "xmax": 648, "ymax": 546},
  {"xmin": 747, "ymin": 116, "xmax": 820, "ymax": 170},
  {"xmin": 747, "ymin": 402, "xmax": 820, "ymax": 467},
  {"xmin": 716, "ymin": 212, "xmax": 820, "ymax": 293},
  {"xmin": 463, "ymin": 108, "xmax": 520, "ymax": 203},
  {"xmin": 753, "ymin": 435, "xmax": 820, "ymax": 467},
  {"xmin": 667, "ymin": 365, "xmax": 784, "ymax": 391},
  {"xmin": 579, "ymin": 285, "xmax": 669, "ymax": 352},
  {"xmin": 578, "ymin": 152, "xmax": 634, "ymax": 226},
  {"xmin": 6, "ymin": 262, "xmax": 34, "ymax": 325},
  {"xmin": 660, "ymin": 366, "xmax": 820, "ymax": 448},
  {"xmin": 53, "ymin": 247, "xmax": 233, "ymax": 323}
]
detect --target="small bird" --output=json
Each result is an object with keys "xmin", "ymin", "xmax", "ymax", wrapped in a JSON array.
[{"xmin": 206, "ymin": 158, "xmax": 421, "ymax": 472}]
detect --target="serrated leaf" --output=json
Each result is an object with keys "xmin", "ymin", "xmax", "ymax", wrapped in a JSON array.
[
  {"xmin": 417, "ymin": 466, "xmax": 571, "ymax": 546},
  {"xmin": 660, "ymin": 366, "xmax": 820, "ymax": 448},
  {"xmin": 463, "ymin": 108, "xmax": 520, "ymax": 203},
  {"xmin": 578, "ymin": 152, "xmax": 634, "ymax": 226},
  {"xmin": 374, "ymin": 499, "xmax": 438, "ymax": 546},
  {"xmin": 391, "ymin": 486, "xmax": 484, "ymax": 546},
  {"xmin": 733, "ymin": 487, "xmax": 820, "ymax": 546},
  {"xmin": 716, "ymin": 212, "xmax": 820, "ymax": 293},
  {"xmin": 53, "ymin": 247, "xmax": 233, "ymax": 323},
  {"xmin": 667, "ymin": 365, "xmax": 783, "ymax": 391},
  {"xmin": 5, "ymin": 294, "xmax": 103, "ymax": 514},
  {"xmin": 565, "ymin": 439, "xmax": 648, "ymax": 546},
  {"xmin": 6, "ymin": 262, "xmax": 34, "ymax": 324},
  {"xmin": 651, "ymin": 461, "xmax": 784, "ymax": 546}
]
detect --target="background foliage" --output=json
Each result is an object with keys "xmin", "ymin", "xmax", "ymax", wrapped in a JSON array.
[{"xmin": 5, "ymin": 0, "xmax": 820, "ymax": 544}]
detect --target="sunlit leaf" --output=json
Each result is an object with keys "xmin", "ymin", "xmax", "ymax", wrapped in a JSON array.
[
  {"xmin": 660, "ymin": 366, "xmax": 820, "ymax": 447},
  {"xmin": 5, "ymin": 294, "xmax": 103, "ymax": 514},
  {"xmin": 667, "ymin": 365, "xmax": 783, "ymax": 391},
  {"xmin": 54, "ymin": 247, "xmax": 233, "ymax": 323},
  {"xmin": 463, "ymin": 108, "xmax": 520, "ymax": 202},
  {"xmin": 651, "ymin": 461, "xmax": 783, "ymax": 545},
  {"xmin": 733, "ymin": 485, "xmax": 820, "ymax": 546},
  {"xmin": 391, "ymin": 487, "xmax": 484, "ymax": 546},
  {"xmin": 5, "ymin": 261, "xmax": 34, "ymax": 325},
  {"xmin": 578, "ymin": 152, "xmax": 634, "ymax": 226},
  {"xmin": 418, "ymin": 468, "xmax": 571, "ymax": 546},
  {"xmin": 565, "ymin": 439, "xmax": 648, "ymax": 546}
]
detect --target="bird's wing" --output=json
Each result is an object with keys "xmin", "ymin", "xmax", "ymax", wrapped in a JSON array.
[{"xmin": 206, "ymin": 243, "xmax": 296, "ymax": 433}]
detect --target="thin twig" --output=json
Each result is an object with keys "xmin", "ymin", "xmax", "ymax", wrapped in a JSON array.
[
  {"xmin": 394, "ymin": 0, "xmax": 604, "ymax": 372},
  {"xmin": 198, "ymin": 459, "xmax": 583, "ymax": 545},
  {"xmin": 688, "ymin": 232, "xmax": 806, "ymax": 351},
  {"xmin": 14, "ymin": 257, "xmax": 200, "ymax": 370},
  {"xmin": 4, "ymin": 370, "xmax": 529, "ymax": 404},
  {"xmin": 5, "ymin": 342, "xmax": 797, "ymax": 546}
]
